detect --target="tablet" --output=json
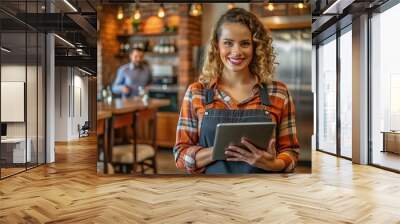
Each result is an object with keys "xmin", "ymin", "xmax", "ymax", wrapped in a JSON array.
[{"xmin": 212, "ymin": 122, "xmax": 275, "ymax": 161}]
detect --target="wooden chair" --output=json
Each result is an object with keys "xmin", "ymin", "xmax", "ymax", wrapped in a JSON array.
[
  {"xmin": 78, "ymin": 121, "xmax": 90, "ymax": 138},
  {"xmin": 111, "ymin": 108, "xmax": 158, "ymax": 174}
]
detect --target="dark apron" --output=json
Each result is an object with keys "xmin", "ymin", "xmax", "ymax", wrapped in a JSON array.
[{"xmin": 199, "ymin": 84, "xmax": 273, "ymax": 174}]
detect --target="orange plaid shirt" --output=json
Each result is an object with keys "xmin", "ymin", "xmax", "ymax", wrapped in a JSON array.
[{"xmin": 173, "ymin": 80, "xmax": 300, "ymax": 173}]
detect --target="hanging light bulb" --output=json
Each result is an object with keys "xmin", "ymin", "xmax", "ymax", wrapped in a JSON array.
[
  {"xmin": 266, "ymin": 3, "xmax": 274, "ymax": 11},
  {"xmin": 117, "ymin": 6, "xmax": 124, "ymax": 20},
  {"xmin": 158, "ymin": 3, "xmax": 166, "ymax": 18},
  {"xmin": 297, "ymin": 3, "xmax": 305, "ymax": 9},
  {"xmin": 133, "ymin": 4, "xmax": 141, "ymax": 20},
  {"xmin": 189, "ymin": 3, "xmax": 202, "ymax": 17},
  {"xmin": 227, "ymin": 3, "xmax": 235, "ymax": 9}
]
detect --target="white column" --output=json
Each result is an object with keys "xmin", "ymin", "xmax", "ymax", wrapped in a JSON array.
[
  {"xmin": 352, "ymin": 14, "xmax": 369, "ymax": 164},
  {"xmin": 46, "ymin": 33, "xmax": 55, "ymax": 163}
]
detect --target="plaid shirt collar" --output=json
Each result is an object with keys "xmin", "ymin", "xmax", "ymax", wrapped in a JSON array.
[{"xmin": 207, "ymin": 77, "xmax": 265, "ymax": 105}]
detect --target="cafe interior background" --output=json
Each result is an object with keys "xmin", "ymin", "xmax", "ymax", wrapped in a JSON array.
[
  {"xmin": 96, "ymin": 3, "xmax": 313, "ymax": 175},
  {"xmin": 1, "ymin": 1, "xmax": 400, "ymax": 222}
]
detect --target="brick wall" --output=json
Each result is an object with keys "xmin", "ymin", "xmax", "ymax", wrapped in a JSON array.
[
  {"xmin": 177, "ymin": 4, "xmax": 202, "ymax": 103},
  {"xmin": 98, "ymin": 4, "xmax": 202, "ymax": 104},
  {"xmin": 98, "ymin": 5, "xmax": 127, "ymax": 87}
]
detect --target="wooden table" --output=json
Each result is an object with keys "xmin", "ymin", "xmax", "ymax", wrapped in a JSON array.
[
  {"xmin": 381, "ymin": 131, "xmax": 400, "ymax": 154},
  {"xmin": 97, "ymin": 110, "xmax": 112, "ymax": 174},
  {"xmin": 98, "ymin": 97, "xmax": 170, "ymax": 115},
  {"xmin": 97, "ymin": 97, "xmax": 170, "ymax": 174}
]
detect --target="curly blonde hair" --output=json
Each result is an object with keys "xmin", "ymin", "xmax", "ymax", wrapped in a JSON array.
[{"xmin": 199, "ymin": 8, "xmax": 276, "ymax": 86}]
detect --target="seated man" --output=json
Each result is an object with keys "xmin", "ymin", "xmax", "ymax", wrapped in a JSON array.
[{"xmin": 112, "ymin": 47, "xmax": 152, "ymax": 97}]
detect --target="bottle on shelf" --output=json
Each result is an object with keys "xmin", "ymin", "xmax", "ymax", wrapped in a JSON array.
[
  {"xmin": 125, "ymin": 43, "xmax": 130, "ymax": 51},
  {"xmin": 168, "ymin": 38, "xmax": 175, "ymax": 53},
  {"xmin": 160, "ymin": 38, "xmax": 166, "ymax": 54},
  {"xmin": 172, "ymin": 39, "xmax": 177, "ymax": 53},
  {"xmin": 153, "ymin": 40, "xmax": 159, "ymax": 53}
]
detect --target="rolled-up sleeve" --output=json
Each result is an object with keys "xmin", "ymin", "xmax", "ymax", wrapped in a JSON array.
[
  {"xmin": 276, "ymin": 87, "xmax": 300, "ymax": 172},
  {"xmin": 112, "ymin": 67, "xmax": 125, "ymax": 95},
  {"xmin": 173, "ymin": 85, "xmax": 204, "ymax": 174}
]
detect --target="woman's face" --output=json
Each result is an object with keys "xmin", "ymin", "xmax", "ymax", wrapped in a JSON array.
[{"xmin": 218, "ymin": 22, "xmax": 253, "ymax": 73}]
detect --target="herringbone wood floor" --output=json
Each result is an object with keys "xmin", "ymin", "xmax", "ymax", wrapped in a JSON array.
[{"xmin": 1, "ymin": 137, "xmax": 400, "ymax": 223}]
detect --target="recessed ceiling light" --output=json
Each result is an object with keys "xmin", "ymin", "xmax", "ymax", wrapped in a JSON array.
[
  {"xmin": 54, "ymin": 34, "xmax": 75, "ymax": 48},
  {"xmin": 1, "ymin": 47, "xmax": 11, "ymax": 53},
  {"xmin": 78, "ymin": 67, "xmax": 93, "ymax": 76},
  {"xmin": 63, "ymin": 0, "xmax": 78, "ymax": 12}
]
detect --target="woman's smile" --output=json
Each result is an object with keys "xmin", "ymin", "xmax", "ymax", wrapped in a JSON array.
[{"xmin": 227, "ymin": 57, "xmax": 245, "ymax": 65}]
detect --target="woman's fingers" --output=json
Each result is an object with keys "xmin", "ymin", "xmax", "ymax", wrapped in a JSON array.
[
  {"xmin": 225, "ymin": 149, "xmax": 247, "ymax": 161},
  {"xmin": 240, "ymin": 137, "xmax": 258, "ymax": 153},
  {"xmin": 226, "ymin": 145, "xmax": 252, "ymax": 157},
  {"xmin": 225, "ymin": 138, "xmax": 276, "ymax": 164},
  {"xmin": 241, "ymin": 137, "xmax": 276, "ymax": 160},
  {"xmin": 266, "ymin": 138, "xmax": 276, "ymax": 158}
]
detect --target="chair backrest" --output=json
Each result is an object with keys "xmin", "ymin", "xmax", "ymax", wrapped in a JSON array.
[
  {"xmin": 82, "ymin": 121, "xmax": 90, "ymax": 130},
  {"xmin": 97, "ymin": 119, "xmax": 105, "ymax": 135},
  {"xmin": 135, "ymin": 108, "xmax": 157, "ymax": 148}
]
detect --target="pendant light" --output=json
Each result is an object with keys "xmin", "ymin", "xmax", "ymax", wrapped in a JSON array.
[
  {"xmin": 265, "ymin": 3, "xmax": 274, "ymax": 11},
  {"xmin": 133, "ymin": 5, "xmax": 141, "ymax": 20},
  {"xmin": 133, "ymin": 0, "xmax": 141, "ymax": 20},
  {"xmin": 117, "ymin": 6, "xmax": 124, "ymax": 20},
  {"xmin": 189, "ymin": 3, "xmax": 202, "ymax": 17},
  {"xmin": 158, "ymin": 3, "xmax": 165, "ymax": 18},
  {"xmin": 297, "ymin": 3, "xmax": 305, "ymax": 9}
]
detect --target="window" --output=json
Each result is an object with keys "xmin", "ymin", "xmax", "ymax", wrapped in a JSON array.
[
  {"xmin": 339, "ymin": 28, "xmax": 352, "ymax": 158},
  {"xmin": 371, "ymin": 2, "xmax": 400, "ymax": 171},
  {"xmin": 317, "ymin": 36, "xmax": 337, "ymax": 154},
  {"xmin": 0, "ymin": 1, "xmax": 47, "ymax": 179}
]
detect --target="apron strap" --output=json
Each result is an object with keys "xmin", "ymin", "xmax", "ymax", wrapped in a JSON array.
[
  {"xmin": 204, "ymin": 88, "xmax": 214, "ymax": 105},
  {"xmin": 260, "ymin": 84, "xmax": 271, "ymax": 106},
  {"xmin": 206, "ymin": 85, "xmax": 270, "ymax": 106}
]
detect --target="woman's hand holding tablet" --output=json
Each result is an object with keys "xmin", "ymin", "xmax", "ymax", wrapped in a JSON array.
[{"xmin": 225, "ymin": 137, "xmax": 282, "ymax": 170}]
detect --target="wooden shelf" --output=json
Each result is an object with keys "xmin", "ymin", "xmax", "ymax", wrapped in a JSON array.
[
  {"xmin": 116, "ymin": 52, "xmax": 178, "ymax": 58},
  {"xmin": 115, "ymin": 53, "xmax": 129, "ymax": 58},
  {"xmin": 117, "ymin": 32, "xmax": 178, "ymax": 41},
  {"xmin": 145, "ymin": 52, "xmax": 178, "ymax": 57}
]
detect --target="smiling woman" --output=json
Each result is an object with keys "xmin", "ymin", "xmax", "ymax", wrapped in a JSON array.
[{"xmin": 173, "ymin": 8, "xmax": 300, "ymax": 174}]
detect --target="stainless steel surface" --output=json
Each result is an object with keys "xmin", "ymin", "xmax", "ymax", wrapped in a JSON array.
[
  {"xmin": 151, "ymin": 64, "xmax": 175, "ymax": 77},
  {"xmin": 273, "ymin": 29, "xmax": 313, "ymax": 164}
]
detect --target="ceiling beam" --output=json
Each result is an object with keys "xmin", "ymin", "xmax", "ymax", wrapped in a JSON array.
[
  {"xmin": 67, "ymin": 13, "xmax": 97, "ymax": 39},
  {"xmin": 55, "ymin": 55, "xmax": 96, "ymax": 71}
]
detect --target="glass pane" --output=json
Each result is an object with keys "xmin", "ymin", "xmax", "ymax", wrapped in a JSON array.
[
  {"xmin": 1, "ymin": 30, "xmax": 27, "ymax": 177},
  {"xmin": 317, "ymin": 37, "xmax": 337, "ymax": 154},
  {"xmin": 340, "ymin": 29, "xmax": 352, "ymax": 158},
  {"xmin": 27, "ymin": 31, "xmax": 38, "ymax": 169},
  {"xmin": 38, "ymin": 32, "xmax": 45, "ymax": 165},
  {"xmin": 26, "ymin": 0, "xmax": 39, "ymax": 170},
  {"xmin": 371, "ymin": 4, "xmax": 400, "ymax": 171}
]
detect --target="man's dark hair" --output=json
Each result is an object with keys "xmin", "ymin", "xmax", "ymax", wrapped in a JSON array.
[{"xmin": 129, "ymin": 47, "xmax": 145, "ymax": 54}]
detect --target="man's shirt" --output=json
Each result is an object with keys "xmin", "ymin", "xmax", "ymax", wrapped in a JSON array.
[{"xmin": 112, "ymin": 62, "xmax": 152, "ymax": 97}]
